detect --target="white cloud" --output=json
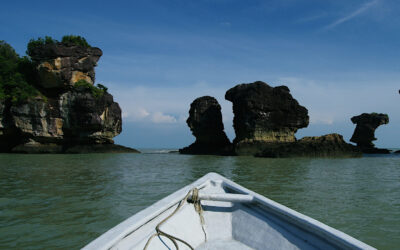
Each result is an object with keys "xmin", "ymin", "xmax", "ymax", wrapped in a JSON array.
[
  {"xmin": 131, "ymin": 108, "xmax": 150, "ymax": 119},
  {"xmin": 138, "ymin": 108, "xmax": 150, "ymax": 118},
  {"xmin": 120, "ymin": 105, "xmax": 181, "ymax": 124},
  {"xmin": 109, "ymin": 82, "xmax": 233, "ymax": 126},
  {"xmin": 310, "ymin": 116, "xmax": 334, "ymax": 125},
  {"xmin": 323, "ymin": 0, "xmax": 380, "ymax": 30},
  {"xmin": 151, "ymin": 112, "xmax": 177, "ymax": 123},
  {"xmin": 122, "ymin": 107, "xmax": 178, "ymax": 124}
]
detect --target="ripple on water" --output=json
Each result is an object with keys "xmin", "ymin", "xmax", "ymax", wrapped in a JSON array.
[{"xmin": 0, "ymin": 153, "xmax": 399, "ymax": 249}]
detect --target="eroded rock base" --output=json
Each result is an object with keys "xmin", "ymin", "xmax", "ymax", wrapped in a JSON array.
[
  {"xmin": 3, "ymin": 142, "xmax": 139, "ymax": 154},
  {"xmin": 255, "ymin": 134, "xmax": 362, "ymax": 158}
]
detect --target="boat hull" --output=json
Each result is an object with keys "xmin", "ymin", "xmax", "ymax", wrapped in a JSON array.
[{"xmin": 83, "ymin": 172, "xmax": 375, "ymax": 250}]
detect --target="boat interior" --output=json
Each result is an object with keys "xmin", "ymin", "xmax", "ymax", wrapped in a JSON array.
[{"xmin": 109, "ymin": 179, "xmax": 351, "ymax": 250}]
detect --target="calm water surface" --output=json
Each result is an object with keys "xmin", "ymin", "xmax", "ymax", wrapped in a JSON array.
[{"xmin": 0, "ymin": 151, "xmax": 399, "ymax": 249}]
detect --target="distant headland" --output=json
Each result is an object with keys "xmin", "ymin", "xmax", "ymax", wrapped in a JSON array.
[{"xmin": 0, "ymin": 36, "xmax": 139, "ymax": 153}]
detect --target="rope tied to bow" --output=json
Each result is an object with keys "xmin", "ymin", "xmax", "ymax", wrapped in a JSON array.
[{"xmin": 143, "ymin": 188, "xmax": 206, "ymax": 250}]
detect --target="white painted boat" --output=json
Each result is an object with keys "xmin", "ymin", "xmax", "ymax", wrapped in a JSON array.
[{"xmin": 83, "ymin": 172, "xmax": 375, "ymax": 250}]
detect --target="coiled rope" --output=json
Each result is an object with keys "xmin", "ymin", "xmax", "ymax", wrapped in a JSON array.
[{"xmin": 143, "ymin": 188, "xmax": 206, "ymax": 250}]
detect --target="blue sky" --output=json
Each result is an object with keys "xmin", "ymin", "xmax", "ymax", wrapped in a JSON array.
[{"xmin": 1, "ymin": 0, "xmax": 399, "ymax": 148}]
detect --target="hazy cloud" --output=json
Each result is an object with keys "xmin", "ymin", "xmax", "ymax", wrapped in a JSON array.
[
  {"xmin": 277, "ymin": 76, "xmax": 398, "ymax": 125},
  {"xmin": 295, "ymin": 13, "xmax": 327, "ymax": 24},
  {"xmin": 323, "ymin": 0, "xmax": 380, "ymax": 30},
  {"xmin": 219, "ymin": 21, "xmax": 231, "ymax": 27},
  {"xmin": 132, "ymin": 108, "xmax": 150, "ymax": 120},
  {"xmin": 151, "ymin": 112, "xmax": 177, "ymax": 123},
  {"xmin": 310, "ymin": 116, "xmax": 334, "ymax": 125},
  {"xmin": 109, "ymin": 82, "xmax": 233, "ymax": 126}
]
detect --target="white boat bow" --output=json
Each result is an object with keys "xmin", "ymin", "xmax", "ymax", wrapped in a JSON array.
[{"xmin": 83, "ymin": 172, "xmax": 375, "ymax": 250}]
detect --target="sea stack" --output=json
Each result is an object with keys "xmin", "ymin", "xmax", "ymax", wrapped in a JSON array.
[
  {"xmin": 225, "ymin": 81, "xmax": 309, "ymax": 155},
  {"xmin": 224, "ymin": 81, "xmax": 360, "ymax": 157},
  {"xmin": 179, "ymin": 96, "xmax": 233, "ymax": 155},
  {"xmin": 0, "ymin": 38, "xmax": 138, "ymax": 153},
  {"xmin": 350, "ymin": 113, "xmax": 390, "ymax": 154}
]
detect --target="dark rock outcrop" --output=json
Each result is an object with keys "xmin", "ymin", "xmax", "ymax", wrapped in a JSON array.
[
  {"xmin": 350, "ymin": 113, "xmax": 390, "ymax": 154},
  {"xmin": 225, "ymin": 81, "xmax": 309, "ymax": 155},
  {"xmin": 0, "ymin": 42, "xmax": 138, "ymax": 153},
  {"xmin": 30, "ymin": 43, "xmax": 102, "ymax": 89},
  {"xmin": 180, "ymin": 96, "xmax": 233, "ymax": 155},
  {"xmin": 256, "ymin": 134, "xmax": 362, "ymax": 158},
  {"xmin": 180, "ymin": 82, "xmax": 362, "ymax": 158},
  {"xmin": 59, "ymin": 89, "xmax": 122, "ymax": 144}
]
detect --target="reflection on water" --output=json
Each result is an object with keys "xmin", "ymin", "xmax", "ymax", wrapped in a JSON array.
[{"xmin": 0, "ymin": 153, "xmax": 399, "ymax": 249}]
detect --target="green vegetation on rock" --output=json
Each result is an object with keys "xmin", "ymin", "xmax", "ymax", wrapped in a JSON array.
[
  {"xmin": 26, "ymin": 35, "xmax": 91, "ymax": 57},
  {"xmin": 1, "ymin": 35, "xmax": 95, "ymax": 104},
  {"xmin": 0, "ymin": 41, "xmax": 40, "ymax": 103},
  {"xmin": 61, "ymin": 35, "xmax": 90, "ymax": 48},
  {"xmin": 26, "ymin": 36, "xmax": 57, "ymax": 57},
  {"xmin": 96, "ymin": 83, "xmax": 108, "ymax": 92},
  {"xmin": 74, "ymin": 80, "xmax": 106, "ymax": 98}
]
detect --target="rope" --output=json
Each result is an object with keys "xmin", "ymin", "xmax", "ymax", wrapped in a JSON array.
[
  {"xmin": 143, "ymin": 188, "xmax": 206, "ymax": 250},
  {"xmin": 192, "ymin": 189, "xmax": 207, "ymax": 242}
]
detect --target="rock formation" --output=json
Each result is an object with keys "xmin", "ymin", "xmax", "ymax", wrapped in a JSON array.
[
  {"xmin": 225, "ymin": 81, "xmax": 309, "ymax": 155},
  {"xmin": 179, "ymin": 96, "xmax": 233, "ymax": 155},
  {"xmin": 350, "ymin": 113, "xmax": 390, "ymax": 154},
  {"xmin": 256, "ymin": 134, "xmax": 361, "ymax": 158},
  {"xmin": 0, "ymin": 40, "xmax": 138, "ymax": 153},
  {"xmin": 180, "ymin": 82, "xmax": 363, "ymax": 158},
  {"xmin": 30, "ymin": 43, "xmax": 102, "ymax": 89}
]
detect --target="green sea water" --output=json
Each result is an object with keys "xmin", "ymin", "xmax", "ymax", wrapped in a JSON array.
[{"xmin": 0, "ymin": 151, "xmax": 399, "ymax": 249}]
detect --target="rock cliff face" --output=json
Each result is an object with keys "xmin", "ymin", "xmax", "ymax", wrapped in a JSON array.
[
  {"xmin": 179, "ymin": 96, "xmax": 233, "ymax": 155},
  {"xmin": 256, "ymin": 134, "xmax": 361, "ymax": 158},
  {"xmin": 0, "ymin": 42, "xmax": 137, "ymax": 153},
  {"xmin": 225, "ymin": 81, "xmax": 309, "ymax": 155},
  {"xmin": 350, "ymin": 113, "xmax": 390, "ymax": 154},
  {"xmin": 30, "ymin": 43, "xmax": 102, "ymax": 89}
]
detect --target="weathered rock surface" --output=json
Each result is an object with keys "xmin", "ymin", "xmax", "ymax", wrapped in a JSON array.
[
  {"xmin": 256, "ymin": 134, "xmax": 362, "ymax": 158},
  {"xmin": 0, "ymin": 42, "xmax": 138, "ymax": 153},
  {"xmin": 180, "ymin": 96, "xmax": 233, "ymax": 155},
  {"xmin": 350, "ymin": 113, "xmax": 390, "ymax": 154},
  {"xmin": 59, "ymin": 89, "xmax": 122, "ymax": 144},
  {"xmin": 30, "ymin": 43, "xmax": 102, "ymax": 89},
  {"xmin": 225, "ymin": 81, "xmax": 309, "ymax": 155}
]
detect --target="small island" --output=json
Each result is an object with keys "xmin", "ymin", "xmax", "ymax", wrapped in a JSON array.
[
  {"xmin": 0, "ymin": 36, "xmax": 138, "ymax": 153},
  {"xmin": 180, "ymin": 81, "xmax": 361, "ymax": 157}
]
